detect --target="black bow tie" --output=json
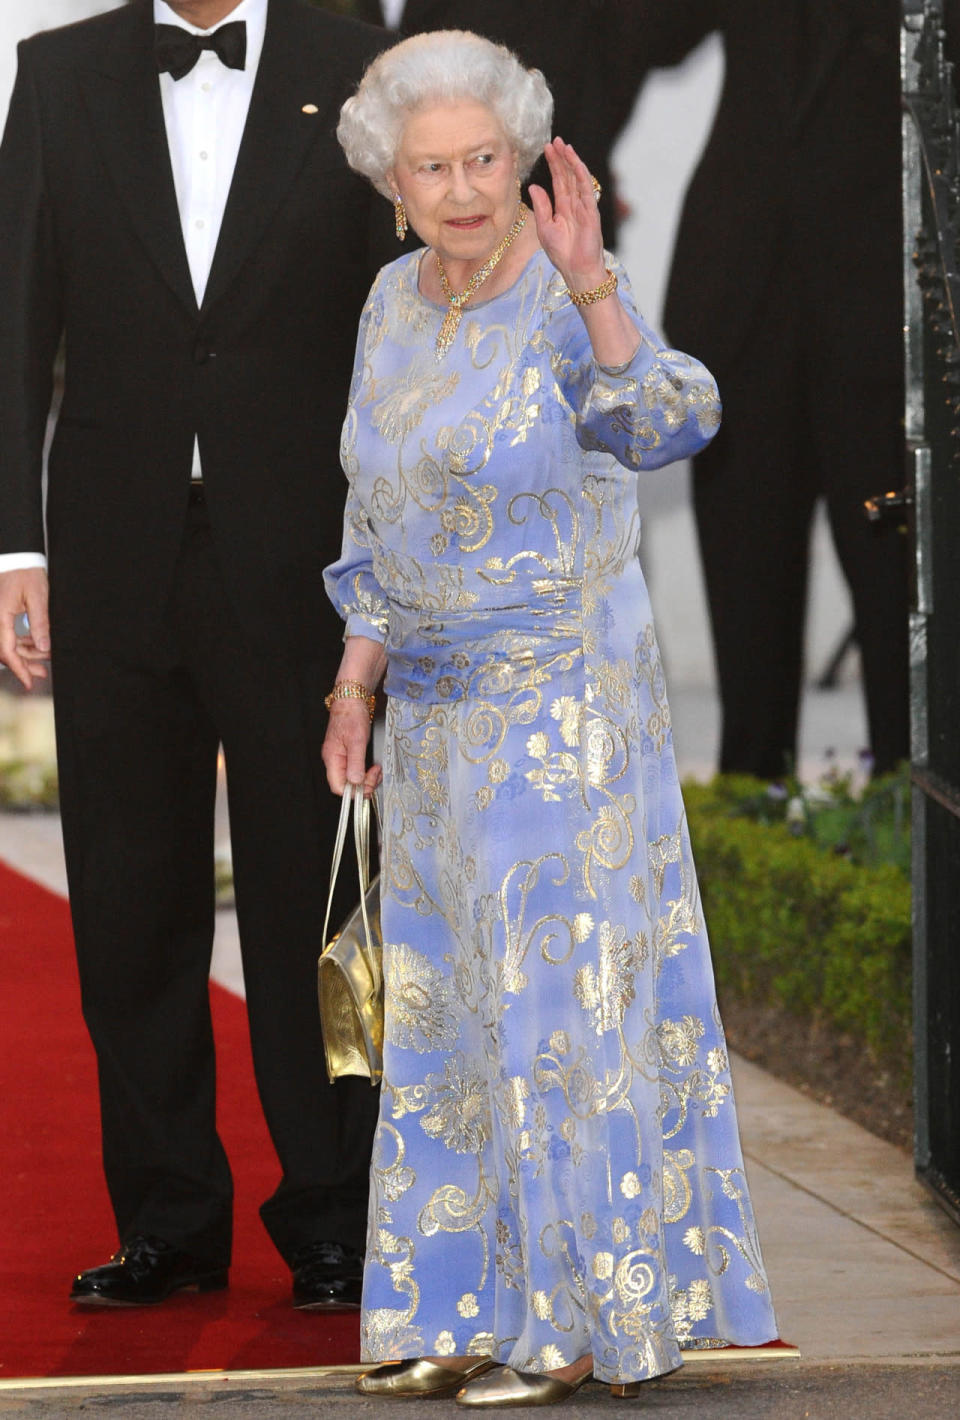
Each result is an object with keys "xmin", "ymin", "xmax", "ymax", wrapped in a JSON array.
[{"xmin": 155, "ymin": 20, "xmax": 247, "ymax": 81}]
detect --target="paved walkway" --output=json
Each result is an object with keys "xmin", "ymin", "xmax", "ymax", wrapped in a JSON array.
[{"xmin": 1, "ymin": 683, "xmax": 957, "ymax": 1413}]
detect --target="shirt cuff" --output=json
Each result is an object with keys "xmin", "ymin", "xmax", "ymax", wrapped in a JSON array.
[{"xmin": 0, "ymin": 552, "xmax": 47, "ymax": 573}]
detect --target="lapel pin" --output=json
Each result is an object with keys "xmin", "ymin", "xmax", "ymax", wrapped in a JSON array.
[{"xmin": 302, "ymin": 103, "xmax": 319, "ymax": 114}]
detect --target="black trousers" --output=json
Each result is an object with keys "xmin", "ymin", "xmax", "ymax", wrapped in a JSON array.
[
  {"xmin": 692, "ymin": 272, "xmax": 910, "ymax": 779},
  {"xmin": 52, "ymin": 498, "xmax": 379, "ymax": 1268}
]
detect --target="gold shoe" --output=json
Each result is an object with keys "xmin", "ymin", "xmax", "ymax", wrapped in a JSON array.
[
  {"xmin": 455, "ymin": 1364, "xmax": 593, "ymax": 1407},
  {"xmin": 356, "ymin": 1357, "xmax": 497, "ymax": 1398}
]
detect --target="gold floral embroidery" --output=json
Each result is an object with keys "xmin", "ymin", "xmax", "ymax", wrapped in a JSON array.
[
  {"xmin": 390, "ymin": 1083, "xmax": 429, "ymax": 1120},
  {"xmin": 697, "ymin": 1170, "xmax": 770, "ymax": 1294},
  {"xmin": 386, "ymin": 943, "xmax": 460, "ymax": 1054},
  {"xmin": 371, "ymin": 367, "xmax": 461, "ymax": 444},
  {"xmin": 497, "ymin": 1074, "xmax": 530, "ymax": 1130},
  {"xmin": 670, "ymin": 1276, "xmax": 714, "ymax": 1342},
  {"xmin": 574, "ymin": 920, "xmax": 649, "ymax": 1034},
  {"xmin": 592, "ymin": 1251, "xmax": 614, "ymax": 1280},
  {"xmin": 363, "ymin": 1308, "xmax": 424, "ymax": 1356},
  {"xmin": 421, "ymin": 1053, "xmax": 490, "ymax": 1154},
  {"xmin": 659, "ymin": 1015, "xmax": 705, "ymax": 1069},
  {"xmin": 684, "ymin": 1226, "xmax": 705, "ymax": 1255},
  {"xmin": 373, "ymin": 1123, "xmax": 416, "ymax": 1207},
  {"xmin": 549, "ymin": 695, "xmax": 582, "ymax": 746},
  {"xmin": 662, "ymin": 1149, "xmax": 695, "ymax": 1224},
  {"xmin": 540, "ymin": 1344, "xmax": 566, "ymax": 1370},
  {"xmin": 524, "ymin": 730, "xmax": 580, "ymax": 803},
  {"xmin": 572, "ymin": 913, "xmax": 594, "ymax": 943},
  {"xmin": 495, "ymin": 1217, "xmax": 526, "ymax": 1293}
]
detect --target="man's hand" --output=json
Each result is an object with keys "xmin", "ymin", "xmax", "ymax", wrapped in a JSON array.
[{"xmin": 0, "ymin": 567, "xmax": 51, "ymax": 689}]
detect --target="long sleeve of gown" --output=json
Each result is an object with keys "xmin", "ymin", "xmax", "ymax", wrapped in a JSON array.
[
  {"xmin": 324, "ymin": 480, "xmax": 390, "ymax": 642},
  {"xmin": 324, "ymin": 276, "xmax": 390, "ymax": 643},
  {"xmin": 546, "ymin": 254, "xmax": 721, "ymax": 471}
]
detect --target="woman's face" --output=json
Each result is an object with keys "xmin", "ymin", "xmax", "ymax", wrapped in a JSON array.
[{"xmin": 389, "ymin": 101, "xmax": 520, "ymax": 266}]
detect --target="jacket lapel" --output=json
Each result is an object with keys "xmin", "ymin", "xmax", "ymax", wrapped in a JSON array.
[
  {"xmin": 201, "ymin": 0, "xmax": 336, "ymax": 312},
  {"xmin": 76, "ymin": 0, "xmax": 198, "ymax": 314}
]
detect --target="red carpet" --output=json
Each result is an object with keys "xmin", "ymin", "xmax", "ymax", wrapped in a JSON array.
[{"xmin": 0, "ymin": 858, "xmax": 360, "ymax": 1381}]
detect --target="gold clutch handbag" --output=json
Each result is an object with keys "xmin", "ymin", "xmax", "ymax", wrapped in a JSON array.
[{"xmin": 317, "ymin": 785, "xmax": 383, "ymax": 1085}]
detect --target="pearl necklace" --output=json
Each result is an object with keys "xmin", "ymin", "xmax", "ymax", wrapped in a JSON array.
[{"xmin": 434, "ymin": 203, "xmax": 528, "ymax": 359}]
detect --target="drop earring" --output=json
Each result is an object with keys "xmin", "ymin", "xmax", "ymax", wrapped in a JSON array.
[{"xmin": 393, "ymin": 192, "xmax": 408, "ymax": 242}]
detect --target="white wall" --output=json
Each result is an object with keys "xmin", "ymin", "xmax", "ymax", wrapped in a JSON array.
[{"xmin": 0, "ymin": 0, "xmax": 122, "ymax": 123}]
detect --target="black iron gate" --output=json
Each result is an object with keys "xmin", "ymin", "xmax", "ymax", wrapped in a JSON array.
[{"xmin": 902, "ymin": 0, "xmax": 960, "ymax": 1223}]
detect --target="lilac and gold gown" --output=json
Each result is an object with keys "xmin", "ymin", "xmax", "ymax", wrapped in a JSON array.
[{"xmin": 325, "ymin": 247, "xmax": 778, "ymax": 1384}]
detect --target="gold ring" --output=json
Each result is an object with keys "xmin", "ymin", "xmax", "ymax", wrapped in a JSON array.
[{"xmin": 590, "ymin": 175, "xmax": 602, "ymax": 202}]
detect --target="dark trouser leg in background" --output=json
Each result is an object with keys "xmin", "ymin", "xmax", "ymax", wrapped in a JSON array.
[
  {"xmin": 693, "ymin": 288, "xmax": 909, "ymax": 780},
  {"xmin": 167, "ymin": 508, "xmax": 379, "ymax": 1262},
  {"xmin": 812, "ymin": 370, "xmax": 910, "ymax": 777},
  {"xmin": 53, "ymin": 648, "xmax": 233, "ymax": 1265},
  {"xmin": 53, "ymin": 499, "xmax": 378, "ymax": 1270},
  {"xmin": 692, "ymin": 300, "xmax": 815, "ymax": 779}
]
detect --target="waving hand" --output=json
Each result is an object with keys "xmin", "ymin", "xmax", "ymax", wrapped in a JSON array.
[{"xmin": 528, "ymin": 138, "xmax": 607, "ymax": 292}]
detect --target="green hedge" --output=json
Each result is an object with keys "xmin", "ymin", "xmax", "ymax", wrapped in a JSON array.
[
  {"xmin": 684, "ymin": 779, "xmax": 912, "ymax": 1080},
  {"xmin": 692, "ymin": 769, "xmax": 911, "ymax": 874}
]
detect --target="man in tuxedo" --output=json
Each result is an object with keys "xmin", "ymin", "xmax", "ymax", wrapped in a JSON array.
[
  {"xmin": 620, "ymin": 0, "xmax": 909, "ymax": 778},
  {"xmin": 0, "ymin": 0, "xmax": 386, "ymax": 1307}
]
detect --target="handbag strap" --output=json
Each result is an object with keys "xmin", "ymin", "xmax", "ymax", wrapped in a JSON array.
[
  {"xmin": 353, "ymin": 790, "xmax": 381, "ymax": 995},
  {"xmin": 321, "ymin": 785, "xmax": 382, "ymax": 990},
  {"xmin": 321, "ymin": 784, "xmax": 355, "ymax": 951},
  {"xmin": 352, "ymin": 785, "xmax": 383, "ymax": 893}
]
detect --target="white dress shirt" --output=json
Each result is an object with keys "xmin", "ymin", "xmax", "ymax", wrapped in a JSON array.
[
  {"xmin": 0, "ymin": 0, "xmax": 267, "ymax": 574},
  {"xmin": 157, "ymin": 0, "xmax": 267, "ymax": 308}
]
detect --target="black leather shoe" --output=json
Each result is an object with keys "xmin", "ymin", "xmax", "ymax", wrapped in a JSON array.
[
  {"xmin": 70, "ymin": 1235, "xmax": 228, "ymax": 1306},
  {"xmin": 291, "ymin": 1239, "xmax": 363, "ymax": 1310}
]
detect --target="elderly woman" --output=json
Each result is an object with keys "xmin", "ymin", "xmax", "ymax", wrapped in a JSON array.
[{"xmin": 322, "ymin": 30, "xmax": 778, "ymax": 1408}]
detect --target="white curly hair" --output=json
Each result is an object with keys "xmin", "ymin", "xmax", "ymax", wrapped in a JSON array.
[{"xmin": 337, "ymin": 30, "xmax": 554, "ymax": 199}]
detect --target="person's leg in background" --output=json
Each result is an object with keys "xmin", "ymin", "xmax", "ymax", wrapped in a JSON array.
[
  {"xmin": 692, "ymin": 295, "xmax": 818, "ymax": 778},
  {"xmin": 169, "ymin": 499, "xmax": 379, "ymax": 1302},
  {"xmin": 811, "ymin": 363, "xmax": 910, "ymax": 776},
  {"xmin": 53, "ymin": 643, "xmax": 234, "ymax": 1285}
]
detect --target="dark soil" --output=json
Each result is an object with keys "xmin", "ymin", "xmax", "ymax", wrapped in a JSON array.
[{"xmin": 718, "ymin": 993, "xmax": 914, "ymax": 1153}]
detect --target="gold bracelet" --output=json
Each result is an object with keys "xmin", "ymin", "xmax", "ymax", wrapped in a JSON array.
[
  {"xmin": 325, "ymin": 680, "xmax": 376, "ymax": 720},
  {"xmin": 567, "ymin": 270, "xmax": 618, "ymax": 307}
]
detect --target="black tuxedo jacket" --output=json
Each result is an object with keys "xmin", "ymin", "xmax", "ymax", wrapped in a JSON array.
[
  {"xmin": 0, "ymin": 0, "xmax": 385, "ymax": 656},
  {"xmin": 398, "ymin": 0, "xmax": 631, "ymax": 242},
  {"xmin": 616, "ymin": 0, "xmax": 902, "ymax": 380}
]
